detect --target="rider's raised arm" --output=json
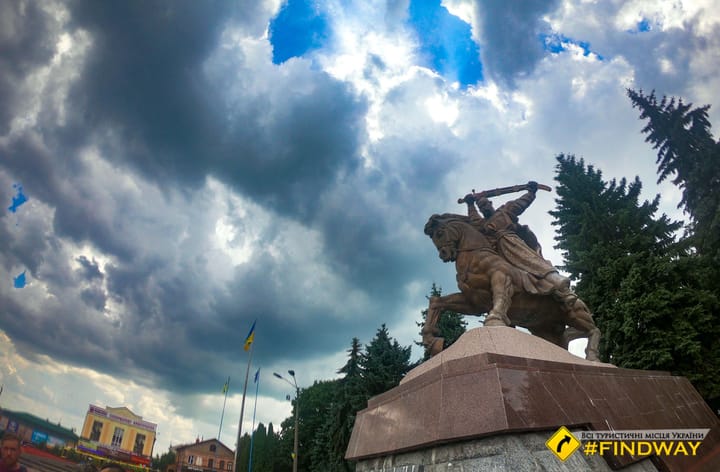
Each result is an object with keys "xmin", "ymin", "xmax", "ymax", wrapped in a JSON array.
[
  {"xmin": 503, "ymin": 190, "xmax": 536, "ymax": 217},
  {"xmin": 460, "ymin": 193, "xmax": 485, "ymax": 223}
]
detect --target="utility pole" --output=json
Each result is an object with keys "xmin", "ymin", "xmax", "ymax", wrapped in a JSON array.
[{"xmin": 273, "ymin": 370, "xmax": 299, "ymax": 472}]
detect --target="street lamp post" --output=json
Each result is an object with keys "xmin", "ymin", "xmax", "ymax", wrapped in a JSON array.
[{"xmin": 273, "ymin": 370, "xmax": 299, "ymax": 472}]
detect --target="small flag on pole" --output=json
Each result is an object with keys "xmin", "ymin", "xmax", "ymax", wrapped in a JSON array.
[
  {"xmin": 254, "ymin": 368, "xmax": 260, "ymax": 383},
  {"xmin": 244, "ymin": 320, "xmax": 256, "ymax": 351},
  {"xmin": 222, "ymin": 379, "xmax": 229, "ymax": 394}
]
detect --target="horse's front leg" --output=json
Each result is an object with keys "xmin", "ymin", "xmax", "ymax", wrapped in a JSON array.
[
  {"xmin": 422, "ymin": 292, "xmax": 473, "ymax": 356},
  {"xmin": 421, "ymin": 296, "xmax": 445, "ymax": 356},
  {"xmin": 484, "ymin": 271, "xmax": 514, "ymax": 327}
]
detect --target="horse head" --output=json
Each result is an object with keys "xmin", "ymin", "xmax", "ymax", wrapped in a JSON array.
[{"xmin": 424, "ymin": 214, "xmax": 469, "ymax": 263}]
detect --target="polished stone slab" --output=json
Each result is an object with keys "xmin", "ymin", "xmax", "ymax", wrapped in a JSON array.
[{"xmin": 346, "ymin": 327, "xmax": 720, "ymax": 472}]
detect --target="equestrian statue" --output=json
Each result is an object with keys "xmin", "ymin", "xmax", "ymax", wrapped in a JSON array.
[{"xmin": 421, "ymin": 181, "xmax": 601, "ymax": 361}]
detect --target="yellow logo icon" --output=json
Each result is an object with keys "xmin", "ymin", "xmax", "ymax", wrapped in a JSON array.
[{"xmin": 546, "ymin": 426, "xmax": 581, "ymax": 461}]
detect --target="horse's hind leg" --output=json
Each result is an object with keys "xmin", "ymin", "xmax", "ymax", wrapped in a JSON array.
[
  {"xmin": 484, "ymin": 272, "xmax": 514, "ymax": 327},
  {"xmin": 565, "ymin": 298, "xmax": 601, "ymax": 361}
]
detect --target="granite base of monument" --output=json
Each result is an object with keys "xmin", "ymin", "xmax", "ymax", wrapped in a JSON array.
[{"xmin": 345, "ymin": 327, "xmax": 720, "ymax": 471}]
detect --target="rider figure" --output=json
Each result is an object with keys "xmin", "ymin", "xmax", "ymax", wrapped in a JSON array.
[
  {"xmin": 462, "ymin": 187, "xmax": 543, "ymax": 256},
  {"xmin": 462, "ymin": 182, "xmax": 585, "ymax": 318}
]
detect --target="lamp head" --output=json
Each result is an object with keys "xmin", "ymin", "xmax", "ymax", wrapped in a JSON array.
[
  {"xmin": 273, "ymin": 372, "xmax": 282, "ymax": 379},
  {"xmin": 288, "ymin": 369, "xmax": 295, "ymax": 377}
]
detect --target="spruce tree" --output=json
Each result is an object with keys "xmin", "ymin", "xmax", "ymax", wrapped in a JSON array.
[
  {"xmin": 360, "ymin": 324, "xmax": 412, "ymax": 397},
  {"xmin": 628, "ymin": 89, "xmax": 720, "ymax": 257},
  {"xmin": 551, "ymin": 154, "xmax": 680, "ymax": 318},
  {"xmin": 313, "ymin": 337, "xmax": 366, "ymax": 472},
  {"xmin": 551, "ymin": 153, "xmax": 720, "ymax": 411},
  {"xmin": 235, "ymin": 433, "xmax": 251, "ymax": 472}
]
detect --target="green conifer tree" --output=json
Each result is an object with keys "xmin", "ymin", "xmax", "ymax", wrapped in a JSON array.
[
  {"xmin": 628, "ymin": 89, "xmax": 720, "ymax": 257},
  {"xmin": 360, "ymin": 324, "xmax": 412, "ymax": 397},
  {"xmin": 551, "ymin": 154, "xmax": 719, "ymax": 411}
]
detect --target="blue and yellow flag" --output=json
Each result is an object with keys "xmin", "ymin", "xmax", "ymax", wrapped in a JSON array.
[
  {"xmin": 222, "ymin": 377, "xmax": 229, "ymax": 394},
  {"xmin": 244, "ymin": 320, "xmax": 256, "ymax": 351}
]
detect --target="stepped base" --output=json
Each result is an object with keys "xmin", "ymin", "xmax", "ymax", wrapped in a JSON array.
[{"xmin": 346, "ymin": 327, "xmax": 720, "ymax": 471}]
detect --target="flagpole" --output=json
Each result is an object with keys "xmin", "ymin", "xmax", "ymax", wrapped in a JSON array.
[
  {"xmin": 234, "ymin": 321, "xmax": 256, "ymax": 472},
  {"xmin": 218, "ymin": 376, "xmax": 230, "ymax": 440},
  {"xmin": 248, "ymin": 369, "xmax": 260, "ymax": 472}
]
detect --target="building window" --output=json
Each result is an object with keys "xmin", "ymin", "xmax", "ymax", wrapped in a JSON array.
[
  {"xmin": 209, "ymin": 444, "xmax": 216, "ymax": 452},
  {"xmin": 133, "ymin": 433, "xmax": 146, "ymax": 454},
  {"xmin": 219, "ymin": 460, "xmax": 225, "ymax": 470},
  {"xmin": 208, "ymin": 458, "xmax": 214, "ymax": 468},
  {"xmin": 187, "ymin": 455, "xmax": 194, "ymax": 464},
  {"xmin": 111, "ymin": 427, "xmax": 124, "ymax": 447},
  {"xmin": 227, "ymin": 463, "xmax": 232, "ymax": 470},
  {"xmin": 90, "ymin": 421, "xmax": 103, "ymax": 441}
]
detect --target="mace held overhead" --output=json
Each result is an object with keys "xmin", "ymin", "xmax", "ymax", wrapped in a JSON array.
[{"xmin": 457, "ymin": 181, "xmax": 552, "ymax": 204}]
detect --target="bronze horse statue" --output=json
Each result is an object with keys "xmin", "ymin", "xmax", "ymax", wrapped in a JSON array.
[{"xmin": 422, "ymin": 213, "xmax": 601, "ymax": 361}]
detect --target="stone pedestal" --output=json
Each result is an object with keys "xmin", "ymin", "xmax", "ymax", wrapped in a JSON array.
[{"xmin": 346, "ymin": 327, "xmax": 720, "ymax": 471}]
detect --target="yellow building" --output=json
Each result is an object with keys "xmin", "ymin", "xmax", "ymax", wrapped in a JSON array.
[{"xmin": 79, "ymin": 404, "xmax": 157, "ymax": 467}]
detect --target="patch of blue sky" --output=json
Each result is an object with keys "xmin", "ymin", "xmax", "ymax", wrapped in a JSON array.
[
  {"xmin": 540, "ymin": 32, "xmax": 604, "ymax": 61},
  {"xmin": 268, "ymin": 0, "xmax": 331, "ymax": 65},
  {"xmin": 8, "ymin": 183, "xmax": 28, "ymax": 213},
  {"xmin": 407, "ymin": 0, "xmax": 483, "ymax": 88},
  {"xmin": 14, "ymin": 270, "xmax": 26, "ymax": 289},
  {"xmin": 627, "ymin": 18, "xmax": 653, "ymax": 34}
]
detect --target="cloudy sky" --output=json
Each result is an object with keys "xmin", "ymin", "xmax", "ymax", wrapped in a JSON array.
[{"xmin": 1, "ymin": 0, "xmax": 719, "ymax": 455}]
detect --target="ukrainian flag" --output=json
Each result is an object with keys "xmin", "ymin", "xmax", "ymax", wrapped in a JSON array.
[
  {"xmin": 244, "ymin": 320, "xmax": 256, "ymax": 351},
  {"xmin": 222, "ymin": 378, "xmax": 229, "ymax": 394}
]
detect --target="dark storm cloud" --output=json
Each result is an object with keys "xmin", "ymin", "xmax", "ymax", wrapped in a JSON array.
[
  {"xmin": 1, "ymin": 258, "xmax": 124, "ymax": 374},
  {"xmin": 0, "ymin": 205, "xmax": 49, "ymax": 277},
  {"xmin": 615, "ymin": 20, "xmax": 719, "ymax": 96},
  {"xmin": 208, "ymin": 263, "xmax": 367, "ymax": 361},
  {"xmin": 63, "ymin": 1, "xmax": 234, "ymax": 188},
  {"xmin": 75, "ymin": 255, "xmax": 103, "ymax": 280},
  {"xmin": 63, "ymin": 0, "xmax": 365, "ymax": 222},
  {"xmin": 80, "ymin": 286, "xmax": 106, "ymax": 311},
  {"xmin": 1, "ymin": 134, "xmax": 142, "ymax": 261},
  {"xmin": 209, "ymin": 72, "xmax": 365, "ymax": 218},
  {"xmin": 474, "ymin": 0, "xmax": 560, "ymax": 86},
  {"xmin": 0, "ymin": 0, "xmax": 356, "ymax": 393},
  {"xmin": 0, "ymin": 0, "xmax": 488, "ymax": 400},
  {"xmin": 1, "ymin": 0, "xmax": 369, "ymax": 393},
  {"xmin": 0, "ymin": 1, "xmax": 57, "ymax": 134}
]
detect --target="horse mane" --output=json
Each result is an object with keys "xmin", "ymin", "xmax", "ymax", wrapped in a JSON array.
[{"xmin": 424, "ymin": 213, "xmax": 473, "ymax": 236}]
